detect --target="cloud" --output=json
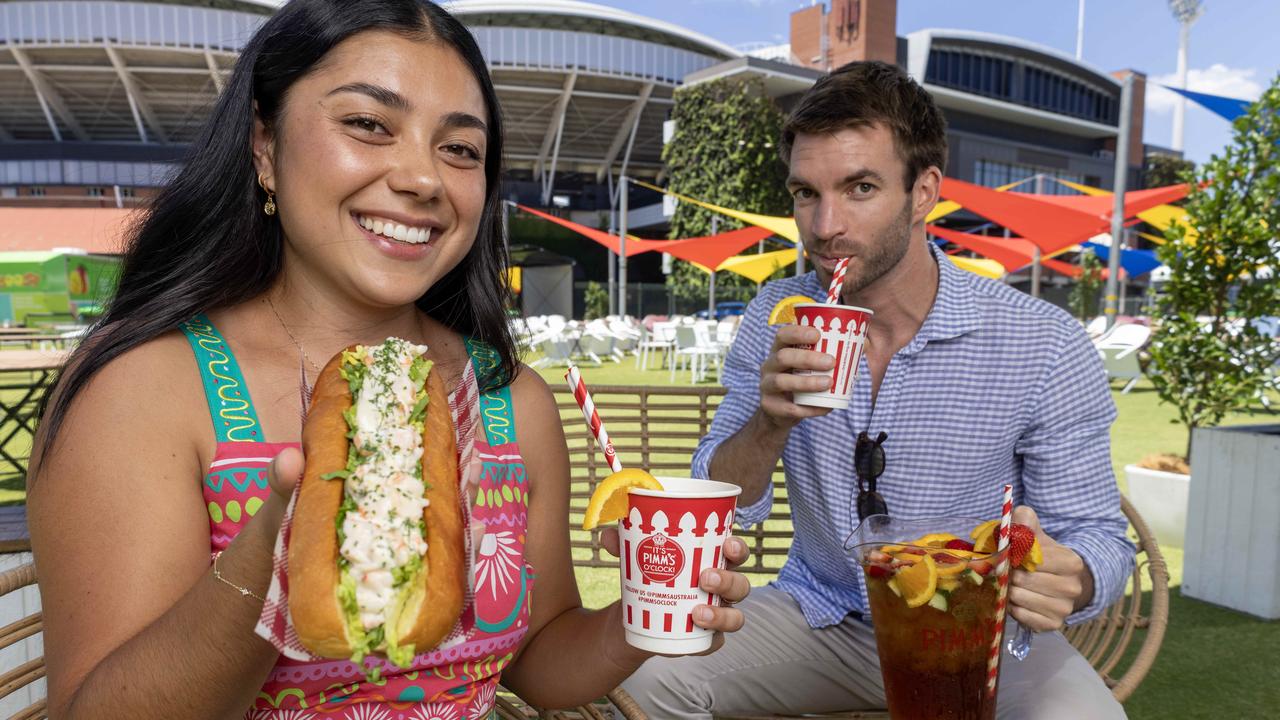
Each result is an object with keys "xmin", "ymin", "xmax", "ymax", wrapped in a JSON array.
[{"xmin": 1146, "ymin": 64, "xmax": 1263, "ymax": 114}]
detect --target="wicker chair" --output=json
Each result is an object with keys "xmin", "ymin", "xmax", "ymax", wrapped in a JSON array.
[
  {"xmin": 0, "ymin": 386, "xmax": 1169, "ymax": 719},
  {"xmin": 0, "ymin": 562, "xmax": 45, "ymax": 720}
]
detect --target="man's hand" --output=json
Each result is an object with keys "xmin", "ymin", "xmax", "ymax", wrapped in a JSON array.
[
  {"xmin": 758, "ymin": 324, "xmax": 837, "ymax": 429},
  {"xmin": 1007, "ymin": 506, "xmax": 1095, "ymax": 632}
]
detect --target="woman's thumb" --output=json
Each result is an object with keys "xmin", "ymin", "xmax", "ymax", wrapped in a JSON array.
[{"xmin": 267, "ymin": 446, "xmax": 305, "ymax": 499}]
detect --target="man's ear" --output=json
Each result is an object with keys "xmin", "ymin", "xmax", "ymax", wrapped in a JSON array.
[
  {"xmin": 911, "ymin": 166, "xmax": 943, "ymax": 225},
  {"xmin": 251, "ymin": 103, "xmax": 276, "ymax": 189}
]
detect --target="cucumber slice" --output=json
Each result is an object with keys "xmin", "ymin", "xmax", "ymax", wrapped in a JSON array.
[
  {"xmin": 965, "ymin": 569, "xmax": 984, "ymax": 585},
  {"xmin": 927, "ymin": 592, "xmax": 949, "ymax": 612}
]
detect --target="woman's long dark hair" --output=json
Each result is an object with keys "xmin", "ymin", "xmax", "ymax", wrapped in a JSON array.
[{"xmin": 34, "ymin": 0, "xmax": 516, "ymax": 466}]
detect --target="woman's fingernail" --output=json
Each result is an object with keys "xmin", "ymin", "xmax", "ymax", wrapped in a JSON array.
[
  {"xmin": 705, "ymin": 570, "xmax": 721, "ymax": 585},
  {"xmin": 695, "ymin": 607, "xmax": 713, "ymax": 623}
]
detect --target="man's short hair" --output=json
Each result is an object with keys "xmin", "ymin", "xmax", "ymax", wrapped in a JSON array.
[{"xmin": 781, "ymin": 60, "xmax": 948, "ymax": 191}]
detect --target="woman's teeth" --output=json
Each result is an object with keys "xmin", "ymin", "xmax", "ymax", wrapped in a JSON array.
[{"xmin": 357, "ymin": 215, "xmax": 433, "ymax": 244}]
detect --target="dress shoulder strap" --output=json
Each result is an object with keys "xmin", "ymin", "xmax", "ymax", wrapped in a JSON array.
[
  {"xmin": 463, "ymin": 337, "xmax": 515, "ymax": 447},
  {"xmin": 179, "ymin": 314, "xmax": 264, "ymax": 443}
]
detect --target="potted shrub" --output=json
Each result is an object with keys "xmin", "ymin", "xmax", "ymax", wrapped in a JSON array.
[
  {"xmin": 1145, "ymin": 73, "xmax": 1280, "ymax": 618},
  {"xmin": 1123, "ymin": 454, "xmax": 1190, "ymax": 548}
]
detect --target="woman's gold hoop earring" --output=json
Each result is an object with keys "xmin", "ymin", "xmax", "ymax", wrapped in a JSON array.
[{"xmin": 257, "ymin": 174, "xmax": 277, "ymax": 216}]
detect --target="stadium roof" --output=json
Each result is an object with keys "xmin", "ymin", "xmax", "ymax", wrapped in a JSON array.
[{"xmin": 0, "ymin": 0, "xmax": 737, "ymax": 198}]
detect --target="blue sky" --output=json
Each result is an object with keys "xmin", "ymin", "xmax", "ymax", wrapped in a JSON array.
[{"xmin": 593, "ymin": 0, "xmax": 1279, "ymax": 165}]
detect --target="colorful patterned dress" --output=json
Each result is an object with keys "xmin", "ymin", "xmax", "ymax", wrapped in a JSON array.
[{"xmin": 180, "ymin": 316, "xmax": 533, "ymax": 720}]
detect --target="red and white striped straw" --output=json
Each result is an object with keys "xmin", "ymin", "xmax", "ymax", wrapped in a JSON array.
[
  {"xmin": 565, "ymin": 364, "xmax": 623, "ymax": 473},
  {"xmin": 987, "ymin": 483, "xmax": 1014, "ymax": 697},
  {"xmin": 826, "ymin": 257, "xmax": 850, "ymax": 304}
]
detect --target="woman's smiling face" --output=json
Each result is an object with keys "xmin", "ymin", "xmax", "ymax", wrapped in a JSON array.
[{"xmin": 254, "ymin": 29, "xmax": 490, "ymax": 309}]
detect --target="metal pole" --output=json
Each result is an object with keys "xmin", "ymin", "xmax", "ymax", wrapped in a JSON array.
[
  {"xmin": 608, "ymin": 209, "xmax": 618, "ymax": 317},
  {"xmin": 1030, "ymin": 174, "xmax": 1044, "ymax": 298},
  {"xmin": 1172, "ymin": 21, "xmax": 1190, "ymax": 151},
  {"xmin": 619, "ymin": 175, "xmax": 629, "ymax": 318},
  {"xmin": 1076, "ymin": 0, "xmax": 1086, "ymax": 60},
  {"xmin": 1104, "ymin": 74, "xmax": 1134, "ymax": 330},
  {"xmin": 708, "ymin": 215, "xmax": 719, "ymax": 316}
]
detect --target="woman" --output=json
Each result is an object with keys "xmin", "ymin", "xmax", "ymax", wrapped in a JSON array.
[{"xmin": 27, "ymin": 2, "xmax": 750, "ymax": 718}]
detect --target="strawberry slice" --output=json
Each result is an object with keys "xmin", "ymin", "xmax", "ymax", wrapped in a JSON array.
[
  {"xmin": 945, "ymin": 538, "xmax": 976, "ymax": 552},
  {"xmin": 1008, "ymin": 524, "xmax": 1037, "ymax": 568},
  {"xmin": 867, "ymin": 565, "xmax": 892, "ymax": 579},
  {"xmin": 968, "ymin": 559, "xmax": 994, "ymax": 576}
]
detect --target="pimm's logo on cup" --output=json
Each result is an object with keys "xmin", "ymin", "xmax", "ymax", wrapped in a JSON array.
[{"xmin": 637, "ymin": 532, "xmax": 684, "ymax": 584}]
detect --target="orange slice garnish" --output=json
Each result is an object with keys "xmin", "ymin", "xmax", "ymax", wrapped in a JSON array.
[
  {"xmin": 581, "ymin": 469, "xmax": 663, "ymax": 530},
  {"xmin": 768, "ymin": 295, "xmax": 817, "ymax": 325}
]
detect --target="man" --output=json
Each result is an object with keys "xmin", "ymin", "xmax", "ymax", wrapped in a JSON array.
[{"xmin": 622, "ymin": 61, "xmax": 1132, "ymax": 719}]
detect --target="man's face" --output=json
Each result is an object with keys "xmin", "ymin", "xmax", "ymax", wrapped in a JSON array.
[{"xmin": 786, "ymin": 124, "xmax": 917, "ymax": 297}]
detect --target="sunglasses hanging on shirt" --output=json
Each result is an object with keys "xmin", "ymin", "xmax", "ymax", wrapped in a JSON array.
[{"xmin": 855, "ymin": 430, "xmax": 889, "ymax": 521}]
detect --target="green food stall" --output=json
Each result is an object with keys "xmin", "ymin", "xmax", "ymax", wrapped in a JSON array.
[{"xmin": 0, "ymin": 251, "xmax": 120, "ymax": 326}]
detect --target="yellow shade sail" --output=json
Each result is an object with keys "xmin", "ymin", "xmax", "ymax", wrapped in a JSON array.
[
  {"xmin": 717, "ymin": 248, "xmax": 799, "ymax": 283},
  {"xmin": 632, "ymin": 179, "xmax": 801, "ymax": 242},
  {"xmin": 948, "ymin": 255, "xmax": 1006, "ymax": 279}
]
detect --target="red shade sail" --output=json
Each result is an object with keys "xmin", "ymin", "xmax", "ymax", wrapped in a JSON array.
[
  {"xmin": 515, "ymin": 205, "xmax": 667, "ymax": 257},
  {"xmin": 1013, "ymin": 183, "xmax": 1190, "ymax": 221},
  {"xmin": 926, "ymin": 224, "xmax": 1037, "ymax": 272},
  {"xmin": 937, "ymin": 178, "xmax": 1107, "ymax": 254},
  {"xmin": 645, "ymin": 226, "xmax": 775, "ymax": 270},
  {"xmin": 515, "ymin": 204, "xmax": 775, "ymax": 269}
]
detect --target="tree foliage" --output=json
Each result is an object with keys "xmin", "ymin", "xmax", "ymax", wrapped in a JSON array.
[
  {"xmin": 1069, "ymin": 248, "xmax": 1104, "ymax": 321},
  {"xmin": 584, "ymin": 281, "xmax": 609, "ymax": 320},
  {"xmin": 662, "ymin": 78, "xmax": 793, "ymax": 304},
  {"xmin": 1145, "ymin": 153, "xmax": 1195, "ymax": 190},
  {"xmin": 1147, "ymin": 73, "xmax": 1280, "ymax": 459}
]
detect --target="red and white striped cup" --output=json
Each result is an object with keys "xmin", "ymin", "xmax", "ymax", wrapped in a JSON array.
[
  {"xmin": 619, "ymin": 477, "xmax": 741, "ymax": 654},
  {"xmin": 792, "ymin": 303, "xmax": 873, "ymax": 410}
]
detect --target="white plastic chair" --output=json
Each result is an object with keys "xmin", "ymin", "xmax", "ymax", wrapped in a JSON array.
[
  {"xmin": 636, "ymin": 322, "xmax": 676, "ymax": 371},
  {"xmin": 671, "ymin": 324, "xmax": 721, "ymax": 384},
  {"xmin": 1095, "ymin": 323, "xmax": 1151, "ymax": 393},
  {"xmin": 530, "ymin": 336, "xmax": 574, "ymax": 369}
]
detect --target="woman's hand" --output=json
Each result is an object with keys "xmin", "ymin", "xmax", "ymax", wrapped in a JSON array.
[
  {"xmin": 600, "ymin": 529, "xmax": 752, "ymax": 654},
  {"xmin": 257, "ymin": 446, "xmax": 305, "ymax": 530}
]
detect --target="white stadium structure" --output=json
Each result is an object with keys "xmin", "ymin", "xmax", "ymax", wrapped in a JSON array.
[{"xmin": 0, "ymin": 0, "xmax": 740, "ymax": 211}]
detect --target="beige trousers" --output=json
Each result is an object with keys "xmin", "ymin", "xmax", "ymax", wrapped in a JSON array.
[{"xmin": 620, "ymin": 586, "xmax": 1126, "ymax": 720}]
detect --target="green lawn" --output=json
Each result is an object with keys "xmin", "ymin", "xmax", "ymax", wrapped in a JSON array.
[
  {"xmin": 8, "ymin": 353, "xmax": 1277, "ymax": 716},
  {"xmin": 534, "ymin": 358, "xmax": 1280, "ymax": 719}
]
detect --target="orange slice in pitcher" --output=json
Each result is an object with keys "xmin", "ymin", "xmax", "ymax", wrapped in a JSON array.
[
  {"xmin": 894, "ymin": 552, "xmax": 938, "ymax": 608},
  {"xmin": 970, "ymin": 519, "xmax": 1000, "ymax": 554},
  {"xmin": 768, "ymin": 295, "xmax": 817, "ymax": 325},
  {"xmin": 930, "ymin": 551, "xmax": 970, "ymax": 577},
  {"xmin": 916, "ymin": 532, "xmax": 959, "ymax": 548},
  {"xmin": 581, "ymin": 469, "xmax": 663, "ymax": 530}
]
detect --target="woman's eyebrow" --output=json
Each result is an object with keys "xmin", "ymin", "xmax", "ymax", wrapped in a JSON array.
[
  {"xmin": 326, "ymin": 82, "xmax": 412, "ymax": 112},
  {"xmin": 441, "ymin": 111, "xmax": 487, "ymax": 134}
]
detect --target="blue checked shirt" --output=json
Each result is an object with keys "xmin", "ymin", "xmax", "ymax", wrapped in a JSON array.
[{"xmin": 692, "ymin": 243, "xmax": 1134, "ymax": 629}]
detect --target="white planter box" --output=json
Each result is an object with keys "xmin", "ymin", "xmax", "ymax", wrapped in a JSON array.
[
  {"xmin": 1182, "ymin": 424, "xmax": 1280, "ymax": 619},
  {"xmin": 1124, "ymin": 464, "xmax": 1189, "ymax": 548}
]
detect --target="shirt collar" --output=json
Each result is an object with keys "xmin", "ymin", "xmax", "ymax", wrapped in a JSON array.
[
  {"xmin": 905, "ymin": 242, "xmax": 981, "ymax": 353},
  {"xmin": 799, "ymin": 243, "xmax": 981, "ymax": 354}
]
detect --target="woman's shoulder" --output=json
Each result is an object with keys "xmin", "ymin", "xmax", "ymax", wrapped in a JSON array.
[
  {"xmin": 54, "ymin": 327, "xmax": 208, "ymax": 442},
  {"xmin": 32, "ymin": 326, "xmax": 209, "ymax": 490}
]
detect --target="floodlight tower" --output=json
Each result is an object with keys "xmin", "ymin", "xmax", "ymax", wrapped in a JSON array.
[{"xmin": 1168, "ymin": 0, "xmax": 1205, "ymax": 152}]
